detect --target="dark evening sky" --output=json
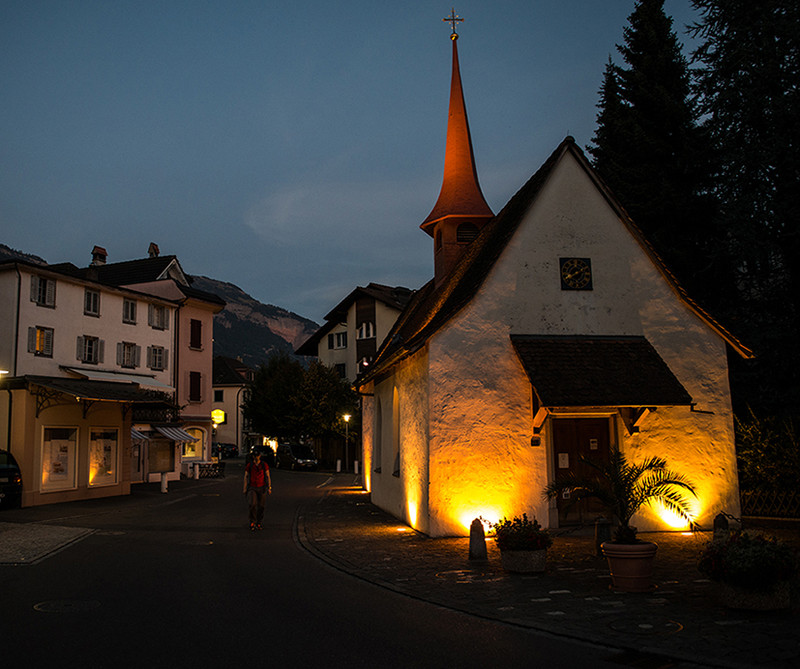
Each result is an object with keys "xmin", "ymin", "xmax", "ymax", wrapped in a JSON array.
[{"xmin": 1, "ymin": 1, "xmax": 700, "ymax": 322}]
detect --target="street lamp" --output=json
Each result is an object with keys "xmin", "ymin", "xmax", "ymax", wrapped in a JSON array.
[{"xmin": 343, "ymin": 414, "xmax": 351, "ymax": 472}]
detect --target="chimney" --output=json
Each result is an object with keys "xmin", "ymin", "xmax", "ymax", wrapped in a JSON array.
[
  {"xmin": 91, "ymin": 245, "xmax": 108, "ymax": 266},
  {"xmin": 148, "ymin": 242, "xmax": 160, "ymax": 258}
]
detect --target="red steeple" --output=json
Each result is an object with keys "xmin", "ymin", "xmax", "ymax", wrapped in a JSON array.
[{"xmin": 422, "ymin": 29, "xmax": 493, "ymax": 286}]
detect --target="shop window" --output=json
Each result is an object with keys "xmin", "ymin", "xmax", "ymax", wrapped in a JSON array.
[
  {"xmin": 89, "ymin": 428, "xmax": 118, "ymax": 487},
  {"xmin": 42, "ymin": 427, "xmax": 78, "ymax": 492}
]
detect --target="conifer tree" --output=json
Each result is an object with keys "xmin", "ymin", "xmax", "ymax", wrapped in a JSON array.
[
  {"xmin": 589, "ymin": 0, "xmax": 717, "ymax": 304},
  {"xmin": 690, "ymin": 0, "xmax": 800, "ymax": 414}
]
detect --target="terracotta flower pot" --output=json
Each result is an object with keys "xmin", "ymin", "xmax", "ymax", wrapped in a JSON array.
[
  {"xmin": 500, "ymin": 548, "xmax": 547, "ymax": 573},
  {"xmin": 601, "ymin": 541, "xmax": 658, "ymax": 592}
]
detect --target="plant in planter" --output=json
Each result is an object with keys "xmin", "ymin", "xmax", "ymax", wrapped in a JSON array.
[
  {"xmin": 544, "ymin": 448, "xmax": 696, "ymax": 591},
  {"xmin": 698, "ymin": 531, "xmax": 798, "ymax": 610},
  {"xmin": 491, "ymin": 514, "xmax": 553, "ymax": 573}
]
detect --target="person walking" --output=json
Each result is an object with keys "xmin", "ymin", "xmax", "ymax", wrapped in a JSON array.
[{"xmin": 243, "ymin": 449, "xmax": 271, "ymax": 530}]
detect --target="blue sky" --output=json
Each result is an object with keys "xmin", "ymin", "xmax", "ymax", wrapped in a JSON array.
[{"xmin": 1, "ymin": 1, "xmax": 700, "ymax": 323}]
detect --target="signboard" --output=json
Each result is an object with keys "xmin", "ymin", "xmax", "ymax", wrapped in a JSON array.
[{"xmin": 148, "ymin": 441, "xmax": 175, "ymax": 473}]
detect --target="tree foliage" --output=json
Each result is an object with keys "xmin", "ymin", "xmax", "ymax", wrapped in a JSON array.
[
  {"xmin": 242, "ymin": 354, "xmax": 359, "ymax": 442},
  {"xmin": 689, "ymin": 0, "xmax": 800, "ymax": 415},
  {"xmin": 589, "ymin": 0, "xmax": 719, "ymax": 305}
]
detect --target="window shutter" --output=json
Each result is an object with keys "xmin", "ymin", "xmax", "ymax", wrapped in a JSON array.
[
  {"xmin": 163, "ymin": 348, "xmax": 169, "ymax": 371},
  {"xmin": 30, "ymin": 276, "xmax": 39, "ymax": 302},
  {"xmin": 164, "ymin": 309, "xmax": 169, "ymax": 330},
  {"xmin": 146, "ymin": 346, "xmax": 152, "ymax": 368},
  {"xmin": 148, "ymin": 304, "xmax": 154, "ymax": 327},
  {"xmin": 134, "ymin": 345, "xmax": 140, "ymax": 368},
  {"xmin": 116, "ymin": 342, "xmax": 123, "ymax": 365},
  {"xmin": 43, "ymin": 329, "xmax": 53, "ymax": 356},
  {"xmin": 77, "ymin": 336, "xmax": 84, "ymax": 361},
  {"xmin": 46, "ymin": 279, "xmax": 55, "ymax": 306},
  {"xmin": 28, "ymin": 327, "xmax": 36, "ymax": 352},
  {"xmin": 98, "ymin": 340, "xmax": 105, "ymax": 364}
]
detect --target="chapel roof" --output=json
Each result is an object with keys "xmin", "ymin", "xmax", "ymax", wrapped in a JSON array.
[{"xmin": 357, "ymin": 137, "xmax": 753, "ymax": 388}]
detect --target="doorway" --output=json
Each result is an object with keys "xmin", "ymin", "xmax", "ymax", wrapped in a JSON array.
[{"xmin": 551, "ymin": 417, "xmax": 612, "ymax": 525}]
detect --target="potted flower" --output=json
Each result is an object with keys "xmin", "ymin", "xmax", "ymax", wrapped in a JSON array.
[
  {"xmin": 698, "ymin": 531, "xmax": 798, "ymax": 610},
  {"xmin": 544, "ymin": 448, "xmax": 696, "ymax": 592},
  {"xmin": 491, "ymin": 513, "xmax": 553, "ymax": 573}
]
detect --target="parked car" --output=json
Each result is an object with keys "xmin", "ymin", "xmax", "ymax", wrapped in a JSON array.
[
  {"xmin": 211, "ymin": 442, "xmax": 238, "ymax": 459},
  {"xmin": 0, "ymin": 449, "xmax": 22, "ymax": 509},
  {"xmin": 275, "ymin": 443, "xmax": 318, "ymax": 470}
]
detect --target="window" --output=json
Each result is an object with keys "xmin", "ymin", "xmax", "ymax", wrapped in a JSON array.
[
  {"xmin": 148, "ymin": 304, "xmax": 169, "ymax": 330},
  {"xmin": 334, "ymin": 363, "xmax": 346, "ymax": 378},
  {"xmin": 189, "ymin": 371, "xmax": 202, "ymax": 402},
  {"xmin": 189, "ymin": 319, "xmax": 202, "ymax": 349},
  {"xmin": 84, "ymin": 289, "xmax": 100, "ymax": 316},
  {"xmin": 123, "ymin": 299, "xmax": 137, "ymax": 324},
  {"xmin": 89, "ymin": 428, "xmax": 118, "ymax": 487},
  {"xmin": 77, "ymin": 336, "xmax": 103, "ymax": 364},
  {"xmin": 147, "ymin": 345, "xmax": 168, "ymax": 371},
  {"xmin": 183, "ymin": 427, "xmax": 204, "ymax": 459},
  {"xmin": 329, "ymin": 332, "xmax": 347, "ymax": 349},
  {"xmin": 42, "ymin": 427, "xmax": 77, "ymax": 492},
  {"xmin": 357, "ymin": 322, "xmax": 375, "ymax": 340},
  {"xmin": 117, "ymin": 342, "xmax": 140, "ymax": 369},
  {"xmin": 30, "ymin": 275, "xmax": 56, "ymax": 307},
  {"xmin": 456, "ymin": 222, "xmax": 479, "ymax": 243},
  {"xmin": 214, "ymin": 389, "xmax": 224, "ymax": 402},
  {"xmin": 28, "ymin": 326, "xmax": 54, "ymax": 357}
]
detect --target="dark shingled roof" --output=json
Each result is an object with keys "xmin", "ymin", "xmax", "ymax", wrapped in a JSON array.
[
  {"xmin": 213, "ymin": 356, "xmax": 252, "ymax": 385},
  {"xmin": 510, "ymin": 335, "xmax": 693, "ymax": 407},
  {"xmin": 358, "ymin": 137, "xmax": 752, "ymax": 389}
]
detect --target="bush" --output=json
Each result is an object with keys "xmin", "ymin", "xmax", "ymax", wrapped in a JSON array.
[
  {"xmin": 491, "ymin": 514, "xmax": 553, "ymax": 552},
  {"xmin": 698, "ymin": 532, "xmax": 797, "ymax": 590}
]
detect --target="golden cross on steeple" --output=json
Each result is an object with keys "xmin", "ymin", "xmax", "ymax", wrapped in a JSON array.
[{"xmin": 443, "ymin": 7, "xmax": 463, "ymax": 40}]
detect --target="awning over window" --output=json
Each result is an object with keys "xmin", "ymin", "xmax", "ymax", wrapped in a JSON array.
[
  {"xmin": 61, "ymin": 366, "xmax": 173, "ymax": 391},
  {"xmin": 510, "ymin": 335, "xmax": 693, "ymax": 407},
  {"xmin": 154, "ymin": 426, "xmax": 197, "ymax": 443},
  {"xmin": 131, "ymin": 428, "xmax": 149, "ymax": 442},
  {"xmin": 23, "ymin": 375, "xmax": 169, "ymax": 403}
]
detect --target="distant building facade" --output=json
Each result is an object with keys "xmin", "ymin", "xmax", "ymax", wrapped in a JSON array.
[
  {"xmin": 295, "ymin": 283, "xmax": 413, "ymax": 383},
  {"xmin": 212, "ymin": 356, "xmax": 254, "ymax": 455},
  {"xmin": 0, "ymin": 244, "xmax": 224, "ymax": 506}
]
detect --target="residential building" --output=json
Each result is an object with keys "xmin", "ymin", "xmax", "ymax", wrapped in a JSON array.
[
  {"xmin": 0, "ymin": 257, "xmax": 180, "ymax": 506},
  {"xmin": 295, "ymin": 283, "xmax": 413, "ymax": 383},
  {"xmin": 53, "ymin": 243, "xmax": 225, "ymax": 480},
  {"xmin": 356, "ymin": 32, "xmax": 752, "ymax": 537},
  {"xmin": 212, "ymin": 356, "xmax": 254, "ymax": 455}
]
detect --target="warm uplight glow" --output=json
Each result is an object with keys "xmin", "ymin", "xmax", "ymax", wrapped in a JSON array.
[
  {"xmin": 458, "ymin": 508, "xmax": 503, "ymax": 534},
  {"xmin": 407, "ymin": 500, "xmax": 418, "ymax": 527},
  {"xmin": 656, "ymin": 502, "xmax": 697, "ymax": 530}
]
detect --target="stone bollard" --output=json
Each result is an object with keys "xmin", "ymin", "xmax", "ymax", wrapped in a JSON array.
[
  {"xmin": 469, "ymin": 518, "xmax": 488, "ymax": 561},
  {"xmin": 713, "ymin": 512, "xmax": 729, "ymax": 542},
  {"xmin": 594, "ymin": 517, "xmax": 612, "ymax": 556},
  {"xmin": 160, "ymin": 471, "xmax": 168, "ymax": 494}
]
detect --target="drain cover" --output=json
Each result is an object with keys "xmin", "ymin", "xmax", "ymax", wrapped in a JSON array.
[{"xmin": 34, "ymin": 600, "xmax": 101, "ymax": 613}]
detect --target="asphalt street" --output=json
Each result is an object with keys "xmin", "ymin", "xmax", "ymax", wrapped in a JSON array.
[{"xmin": 0, "ymin": 461, "xmax": 628, "ymax": 669}]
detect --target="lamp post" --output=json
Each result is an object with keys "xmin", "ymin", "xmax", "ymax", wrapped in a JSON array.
[{"xmin": 343, "ymin": 414, "xmax": 351, "ymax": 472}]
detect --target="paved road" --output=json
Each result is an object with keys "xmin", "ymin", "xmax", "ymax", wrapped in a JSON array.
[{"xmin": 1, "ymin": 461, "xmax": 625, "ymax": 668}]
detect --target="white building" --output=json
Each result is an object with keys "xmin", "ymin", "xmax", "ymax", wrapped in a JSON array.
[{"xmin": 356, "ymin": 34, "xmax": 752, "ymax": 537}]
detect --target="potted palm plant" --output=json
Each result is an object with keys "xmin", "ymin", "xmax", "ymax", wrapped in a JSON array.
[
  {"xmin": 491, "ymin": 514, "xmax": 553, "ymax": 573},
  {"xmin": 544, "ymin": 448, "xmax": 696, "ymax": 592},
  {"xmin": 698, "ymin": 531, "xmax": 797, "ymax": 610}
]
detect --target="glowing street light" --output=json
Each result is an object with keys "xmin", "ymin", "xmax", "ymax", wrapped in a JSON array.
[{"xmin": 343, "ymin": 414, "xmax": 351, "ymax": 472}]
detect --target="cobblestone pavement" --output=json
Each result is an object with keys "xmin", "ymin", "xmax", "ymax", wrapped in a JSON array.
[{"xmin": 297, "ymin": 482, "xmax": 800, "ymax": 669}]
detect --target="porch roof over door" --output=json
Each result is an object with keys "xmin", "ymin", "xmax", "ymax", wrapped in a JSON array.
[{"xmin": 510, "ymin": 335, "xmax": 693, "ymax": 408}]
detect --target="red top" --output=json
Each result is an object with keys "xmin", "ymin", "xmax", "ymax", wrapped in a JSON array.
[{"xmin": 246, "ymin": 461, "xmax": 269, "ymax": 488}]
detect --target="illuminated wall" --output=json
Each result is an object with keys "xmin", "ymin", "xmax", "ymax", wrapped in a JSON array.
[{"xmin": 363, "ymin": 148, "xmax": 741, "ymax": 537}]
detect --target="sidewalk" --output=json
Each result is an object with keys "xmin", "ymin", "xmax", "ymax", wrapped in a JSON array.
[{"xmin": 297, "ymin": 482, "xmax": 800, "ymax": 669}]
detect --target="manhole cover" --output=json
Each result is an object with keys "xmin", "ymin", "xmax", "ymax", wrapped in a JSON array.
[{"xmin": 34, "ymin": 600, "xmax": 101, "ymax": 613}]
